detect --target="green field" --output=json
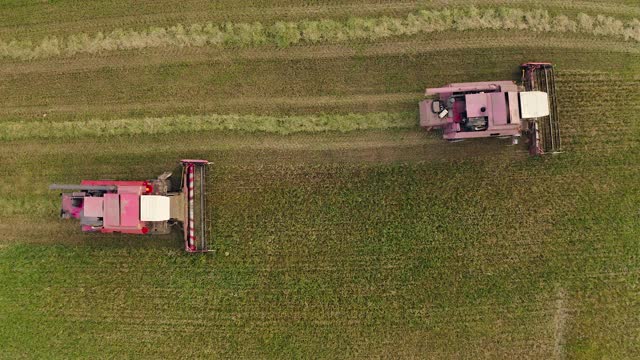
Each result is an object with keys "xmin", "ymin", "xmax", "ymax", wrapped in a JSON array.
[{"xmin": 1, "ymin": 1, "xmax": 639, "ymax": 358}]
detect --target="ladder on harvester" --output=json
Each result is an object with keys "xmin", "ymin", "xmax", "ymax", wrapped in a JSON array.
[{"xmin": 522, "ymin": 63, "xmax": 561, "ymax": 155}]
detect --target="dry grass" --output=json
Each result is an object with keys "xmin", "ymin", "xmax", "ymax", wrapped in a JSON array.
[
  {"xmin": 0, "ymin": 7, "xmax": 638, "ymax": 60},
  {"xmin": 0, "ymin": 112, "xmax": 416, "ymax": 141}
]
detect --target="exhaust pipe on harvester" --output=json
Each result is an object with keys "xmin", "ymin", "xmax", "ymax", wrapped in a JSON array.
[
  {"xmin": 521, "ymin": 63, "xmax": 561, "ymax": 155},
  {"xmin": 49, "ymin": 184, "xmax": 117, "ymax": 191}
]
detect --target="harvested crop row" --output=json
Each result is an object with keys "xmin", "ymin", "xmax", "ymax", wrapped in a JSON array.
[
  {"xmin": 0, "ymin": 112, "xmax": 416, "ymax": 141},
  {"xmin": 1, "ymin": 7, "xmax": 638, "ymax": 61}
]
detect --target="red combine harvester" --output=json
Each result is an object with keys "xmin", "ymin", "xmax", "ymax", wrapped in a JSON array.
[
  {"xmin": 419, "ymin": 63, "xmax": 560, "ymax": 155},
  {"xmin": 49, "ymin": 160, "xmax": 210, "ymax": 253}
]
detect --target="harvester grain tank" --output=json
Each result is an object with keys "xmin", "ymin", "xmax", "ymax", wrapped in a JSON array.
[
  {"xmin": 49, "ymin": 159, "xmax": 210, "ymax": 253},
  {"xmin": 419, "ymin": 63, "xmax": 560, "ymax": 155}
]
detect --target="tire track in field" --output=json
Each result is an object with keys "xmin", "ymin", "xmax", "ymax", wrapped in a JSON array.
[
  {"xmin": 0, "ymin": 93, "xmax": 421, "ymax": 118},
  {"xmin": 553, "ymin": 287, "xmax": 569, "ymax": 359},
  {"xmin": 0, "ymin": 98, "xmax": 417, "ymax": 121}
]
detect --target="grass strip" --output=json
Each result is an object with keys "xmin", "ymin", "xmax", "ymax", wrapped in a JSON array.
[
  {"xmin": 1, "ymin": 7, "xmax": 638, "ymax": 61},
  {"xmin": 0, "ymin": 112, "xmax": 417, "ymax": 141}
]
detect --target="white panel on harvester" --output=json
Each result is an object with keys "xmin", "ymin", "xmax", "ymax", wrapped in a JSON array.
[
  {"xmin": 519, "ymin": 91, "xmax": 550, "ymax": 118},
  {"xmin": 140, "ymin": 195, "xmax": 171, "ymax": 221}
]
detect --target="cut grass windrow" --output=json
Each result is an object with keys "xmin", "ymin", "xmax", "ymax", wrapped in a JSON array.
[
  {"xmin": 1, "ymin": 7, "xmax": 638, "ymax": 61},
  {"xmin": 0, "ymin": 112, "xmax": 416, "ymax": 141}
]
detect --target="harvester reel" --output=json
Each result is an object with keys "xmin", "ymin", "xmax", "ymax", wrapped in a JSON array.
[{"xmin": 522, "ymin": 63, "xmax": 561, "ymax": 155}]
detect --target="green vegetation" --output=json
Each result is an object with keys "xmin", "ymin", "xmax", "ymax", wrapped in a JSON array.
[
  {"xmin": 0, "ymin": 0, "xmax": 639, "ymax": 358},
  {"xmin": 1, "ymin": 136, "xmax": 639, "ymax": 357},
  {"xmin": 0, "ymin": 7, "xmax": 638, "ymax": 60},
  {"xmin": 0, "ymin": 112, "xmax": 416, "ymax": 141}
]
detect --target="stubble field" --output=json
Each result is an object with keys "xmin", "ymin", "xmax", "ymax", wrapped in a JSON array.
[{"xmin": 1, "ymin": 0, "xmax": 639, "ymax": 358}]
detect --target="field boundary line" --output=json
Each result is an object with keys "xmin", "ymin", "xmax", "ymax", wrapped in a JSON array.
[{"xmin": 553, "ymin": 287, "xmax": 569, "ymax": 360}]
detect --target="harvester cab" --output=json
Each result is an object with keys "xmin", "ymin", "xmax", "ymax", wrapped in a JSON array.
[
  {"xmin": 419, "ymin": 62, "xmax": 560, "ymax": 155},
  {"xmin": 49, "ymin": 159, "xmax": 210, "ymax": 253}
]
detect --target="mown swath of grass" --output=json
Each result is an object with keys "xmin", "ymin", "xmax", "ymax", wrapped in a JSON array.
[
  {"xmin": 1, "ymin": 7, "xmax": 638, "ymax": 60},
  {"xmin": 0, "ymin": 112, "xmax": 416, "ymax": 141}
]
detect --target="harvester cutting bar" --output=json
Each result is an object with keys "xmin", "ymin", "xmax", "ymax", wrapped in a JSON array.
[
  {"xmin": 182, "ymin": 160, "xmax": 209, "ymax": 253},
  {"xmin": 522, "ymin": 63, "xmax": 561, "ymax": 155}
]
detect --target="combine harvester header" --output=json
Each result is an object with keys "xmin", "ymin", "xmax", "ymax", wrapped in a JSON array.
[
  {"xmin": 49, "ymin": 160, "xmax": 210, "ymax": 253},
  {"xmin": 521, "ymin": 63, "xmax": 561, "ymax": 155},
  {"xmin": 419, "ymin": 62, "xmax": 560, "ymax": 155}
]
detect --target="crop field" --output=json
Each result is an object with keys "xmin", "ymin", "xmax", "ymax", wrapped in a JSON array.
[{"xmin": 1, "ymin": 0, "xmax": 639, "ymax": 358}]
